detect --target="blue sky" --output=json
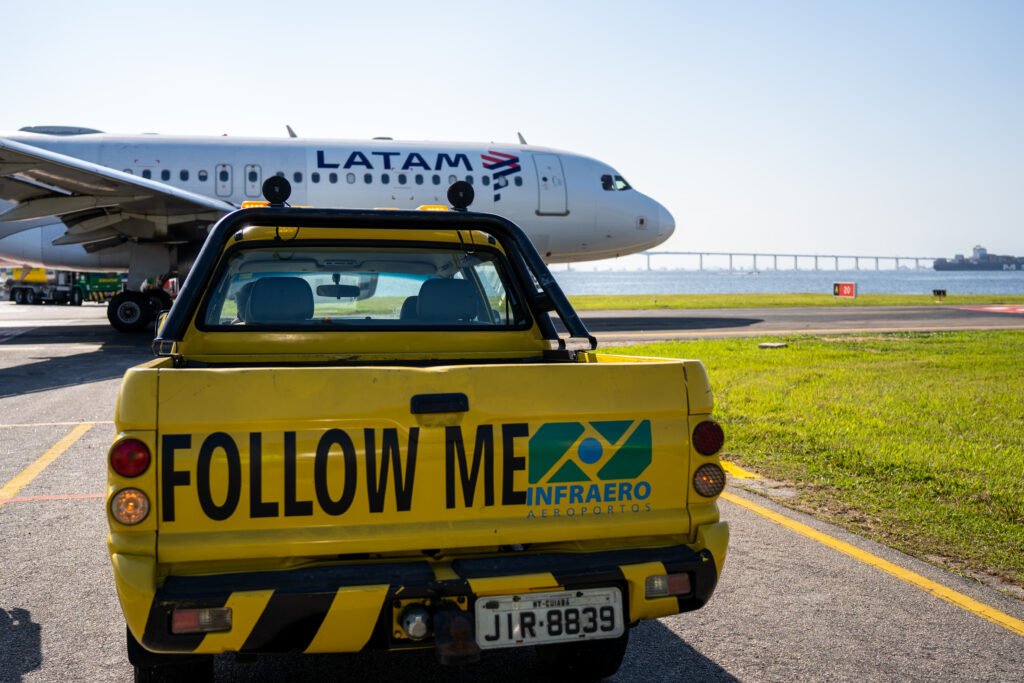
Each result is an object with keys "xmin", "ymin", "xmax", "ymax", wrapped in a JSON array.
[{"xmin": 3, "ymin": 1, "xmax": 1021, "ymax": 258}]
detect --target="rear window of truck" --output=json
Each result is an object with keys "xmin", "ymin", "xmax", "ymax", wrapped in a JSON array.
[{"xmin": 199, "ymin": 243, "xmax": 530, "ymax": 330}]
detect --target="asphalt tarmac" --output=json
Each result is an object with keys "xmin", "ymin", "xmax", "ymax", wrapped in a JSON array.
[
  {"xmin": 1, "ymin": 301, "xmax": 1022, "ymax": 682},
  {"xmin": 577, "ymin": 304, "xmax": 1024, "ymax": 344}
]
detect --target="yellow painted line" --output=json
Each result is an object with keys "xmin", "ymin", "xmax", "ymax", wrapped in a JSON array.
[
  {"xmin": 722, "ymin": 460, "xmax": 761, "ymax": 479},
  {"xmin": 0, "ymin": 423, "xmax": 94, "ymax": 507},
  {"xmin": 2, "ymin": 493, "xmax": 105, "ymax": 504},
  {"xmin": 0, "ymin": 421, "xmax": 113, "ymax": 428},
  {"xmin": 720, "ymin": 491, "xmax": 1024, "ymax": 639}
]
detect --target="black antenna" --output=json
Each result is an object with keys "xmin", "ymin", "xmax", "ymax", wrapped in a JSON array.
[
  {"xmin": 447, "ymin": 181, "xmax": 474, "ymax": 211},
  {"xmin": 262, "ymin": 177, "xmax": 292, "ymax": 208},
  {"xmin": 260, "ymin": 177, "xmax": 292, "ymax": 240}
]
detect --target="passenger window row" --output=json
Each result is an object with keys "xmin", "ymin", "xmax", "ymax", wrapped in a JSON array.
[
  {"xmin": 124, "ymin": 168, "xmax": 527, "ymax": 190},
  {"xmin": 129, "ymin": 169, "xmax": 208, "ymax": 182},
  {"xmin": 269, "ymin": 173, "xmax": 525, "ymax": 188}
]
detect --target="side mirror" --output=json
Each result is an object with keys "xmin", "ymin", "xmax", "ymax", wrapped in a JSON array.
[
  {"xmin": 156, "ymin": 310, "xmax": 170, "ymax": 335},
  {"xmin": 316, "ymin": 284, "xmax": 361, "ymax": 299}
]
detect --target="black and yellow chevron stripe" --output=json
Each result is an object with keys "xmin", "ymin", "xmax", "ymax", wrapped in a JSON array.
[{"xmin": 139, "ymin": 545, "xmax": 718, "ymax": 656}]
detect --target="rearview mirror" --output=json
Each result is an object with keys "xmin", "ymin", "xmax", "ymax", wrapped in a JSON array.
[{"xmin": 316, "ymin": 284, "xmax": 361, "ymax": 299}]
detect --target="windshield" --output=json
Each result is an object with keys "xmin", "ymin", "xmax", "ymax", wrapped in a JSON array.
[
  {"xmin": 600, "ymin": 174, "xmax": 632, "ymax": 191},
  {"xmin": 200, "ymin": 244, "xmax": 527, "ymax": 330}
]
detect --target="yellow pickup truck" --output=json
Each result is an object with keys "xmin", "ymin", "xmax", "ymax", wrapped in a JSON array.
[{"xmin": 106, "ymin": 182, "xmax": 728, "ymax": 682}]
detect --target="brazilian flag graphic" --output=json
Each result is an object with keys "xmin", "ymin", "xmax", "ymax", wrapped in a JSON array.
[{"xmin": 527, "ymin": 420, "xmax": 652, "ymax": 485}]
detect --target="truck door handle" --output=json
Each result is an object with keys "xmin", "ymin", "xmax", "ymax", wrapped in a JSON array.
[{"xmin": 410, "ymin": 393, "xmax": 469, "ymax": 414}]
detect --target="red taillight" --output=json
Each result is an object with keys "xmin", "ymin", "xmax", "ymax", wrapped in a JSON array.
[
  {"xmin": 692, "ymin": 420, "xmax": 725, "ymax": 456},
  {"xmin": 645, "ymin": 572, "xmax": 693, "ymax": 598},
  {"xmin": 171, "ymin": 608, "xmax": 232, "ymax": 634},
  {"xmin": 110, "ymin": 439, "xmax": 151, "ymax": 477}
]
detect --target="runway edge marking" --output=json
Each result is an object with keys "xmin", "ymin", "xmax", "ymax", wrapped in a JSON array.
[
  {"xmin": 722, "ymin": 460, "xmax": 761, "ymax": 479},
  {"xmin": 0, "ymin": 423, "xmax": 94, "ymax": 507},
  {"xmin": 0, "ymin": 421, "xmax": 114, "ymax": 428},
  {"xmin": 720, "ymin": 491, "xmax": 1024, "ymax": 639}
]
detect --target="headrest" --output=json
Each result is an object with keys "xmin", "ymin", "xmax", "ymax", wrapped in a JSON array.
[
  {"xmin": 245, "ymin": 277, "xmax": 314, "ymax": 324},
  {"xmin": 232, "ymin": 281, "xmax": 256, "ymax": 322},
  {"xmin": 399, "ymin": 295, "xmax": 419, "ymax": 320},
  {"xmin": 416, "ymin": 279, "xmax": 480, "ymax": 322}
]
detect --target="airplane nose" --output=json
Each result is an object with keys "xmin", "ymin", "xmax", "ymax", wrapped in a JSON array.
[{"xmin": 657, "ymin": 203, "xmax": 675, "ymax": 238}]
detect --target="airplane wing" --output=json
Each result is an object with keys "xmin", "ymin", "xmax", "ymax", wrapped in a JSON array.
[{"xmin": 0, "ymin": 137, "xmax": 235, "ymax": 250}]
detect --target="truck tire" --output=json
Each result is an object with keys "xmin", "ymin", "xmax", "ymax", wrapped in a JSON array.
[
  {"xmin": 134, "ymin": 659, "xmax": 213, "ymax": 683},
  {"xmin": 107, "ymin": 292, "xmax": 150, "ymax": 332},
  {"xmin": 13, "ymin": 288, "xmax": 26, "ymax": 305},
  {"xmin": 71, "ymin": 287, "xmax": 84, "ymax": 306},
  {"xmin": 25, "ymin": 289, "xmax": 38, "ymax": 305},
  {"xmin": 536, "ymin": 631, "xmax": 629, "ymax": 681},
  {"xmin": 127, "ymin": 627, "xmax": 213, "ymax": 683}
]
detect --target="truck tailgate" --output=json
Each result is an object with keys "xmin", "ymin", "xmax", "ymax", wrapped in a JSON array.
[{"xmin": 155, "ymin": 361, "xmax": 691, "ymax": 563}]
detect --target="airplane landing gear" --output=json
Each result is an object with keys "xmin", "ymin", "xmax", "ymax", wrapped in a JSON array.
[
  {"xmin": 107, "ymin": 292, "xmax": 150, "ymax": 332},
  {"xmin": 144, "ymin": 289, "xmax": 173, "ymax": 317},
  {"xmin": 108, "ymin": 289, "xmax": 174, "ymax": 332}
]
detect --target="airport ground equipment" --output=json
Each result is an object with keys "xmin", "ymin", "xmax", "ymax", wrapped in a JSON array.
[
  {"xmin": 107, "ymin": 181, "xmax": 728, "ymax": 682},
  {"xmin": 5, "ymin": 268, "xmax": 122, "ymax": 305}
]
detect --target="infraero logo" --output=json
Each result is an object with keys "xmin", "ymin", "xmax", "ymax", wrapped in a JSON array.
[{"xmin": 525, "ymin": 420, "xmax": 653, "ymax": 509}]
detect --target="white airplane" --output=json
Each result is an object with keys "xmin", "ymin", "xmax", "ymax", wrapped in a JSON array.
[{"xmin": 0, "ymin": 126, "xmax": 674, "ymax": 330}]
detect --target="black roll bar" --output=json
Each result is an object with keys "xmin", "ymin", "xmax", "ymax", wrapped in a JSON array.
[{"xmin": 154, "ymin": 206, "xmax": 597, "ymax": 351}]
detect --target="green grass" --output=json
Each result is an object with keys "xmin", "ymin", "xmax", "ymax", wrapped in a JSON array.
[
  {"xmin": 569, "ymin": 293, "xmax": 1024, "ymax": 310},
  {"xmin": 606, "ymin": 331, "xmax": 1024, "ymax": 585}
]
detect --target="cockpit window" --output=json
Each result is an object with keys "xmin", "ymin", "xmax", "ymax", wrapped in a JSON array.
[
  {"xmin": 200, "ymin": 244, "xmax": 528, "ymax": 330},
  {"xmin": 601, "ymin": 174, "xmax": 632, "ymax": 191}
]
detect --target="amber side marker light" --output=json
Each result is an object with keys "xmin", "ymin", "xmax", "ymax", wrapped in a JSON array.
[
  {"xmin": 110, "ymin": 439, "xmax": 151, "ymax": 477},
  {"xmin": 692, "ymin": 420, "xmax": 725, "ymax": 456},
  {"xmin": 110, "ymin": 489, "xmax": 150, "ymax": 525}
]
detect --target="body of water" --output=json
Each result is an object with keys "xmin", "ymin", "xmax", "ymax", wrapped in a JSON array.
[{"xmin": 554, "ymin": 269, "xmax": 1024, "ymax": 296}]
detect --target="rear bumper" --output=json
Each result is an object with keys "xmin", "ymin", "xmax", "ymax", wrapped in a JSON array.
[{"xmin": 133, "ymin": 534, "xmax": 725, "ymax": 656}]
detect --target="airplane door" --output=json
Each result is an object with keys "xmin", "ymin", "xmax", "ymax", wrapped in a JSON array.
[
  {"xmin": 215, "ymin": 164, "xmax": 233, "ymax": 197},
  {"xmin": 244, "ymin": 165, "xmax": 262, "ymax": 197},
  {"xmin": 533, "ymin": 154, "xmax": 567, "ymax": 215}
]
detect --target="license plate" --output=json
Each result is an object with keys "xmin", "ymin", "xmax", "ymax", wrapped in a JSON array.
[{"xmin": 474, "ymin": 587, "xmax": 624, "ymax": 649}]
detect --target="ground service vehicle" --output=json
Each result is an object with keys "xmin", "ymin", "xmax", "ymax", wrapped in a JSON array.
[
  {"xmin": 106, "ymin": 181, "xmax": 728, "ymax": 682},
  {"xmin": 6, "ymin": 268, "xmax": 123, "ymax": 305}
]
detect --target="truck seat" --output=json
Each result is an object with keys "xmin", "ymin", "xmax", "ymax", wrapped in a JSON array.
[
  {"xmin": 416, "ymin": 279, "xmax": 480, "ymax": 322},
  {"xmin": 244, "ymin": 277, "xmax": 314, "ymax": 324},
  {"xmin": 399, "ymin": 296, "xmax": 419, "ymax": 321},
  {"xmin": 232, "ymin": 281, "xmax": 256, "ymax": 323}
]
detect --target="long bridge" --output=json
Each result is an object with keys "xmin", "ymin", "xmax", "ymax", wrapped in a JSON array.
[{"xmin": 632, "ymin": 251, "xmax": 942, "ymax": 271}]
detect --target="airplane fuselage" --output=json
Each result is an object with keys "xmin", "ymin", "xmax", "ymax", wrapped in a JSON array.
[{"xmin": 0, "ymin": 132, "xmax": 674, "ymax": 274}]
